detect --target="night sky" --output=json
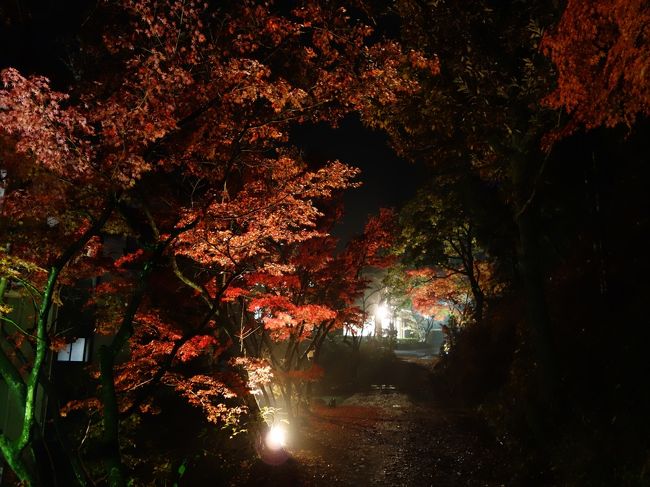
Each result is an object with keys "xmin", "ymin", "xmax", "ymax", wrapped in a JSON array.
[{"xmin": 292, "ymin": 116, "xmax": 426, "ymax": 244}]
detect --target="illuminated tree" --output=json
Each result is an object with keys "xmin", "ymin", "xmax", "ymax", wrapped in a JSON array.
[
  {"xmin": 221, "ymin": 208, "xmax": 395, "ymax": 417},
  {"xmin": 541, "ymin": 0, "xmax": 650, "ymax": 135},
  {"xmin": 395, "ymin": 182, "xmax": 493, "ymax": 323},
  {"xmin": 0, "ymin": 0, "xmax": 436, "ymax": 483}
]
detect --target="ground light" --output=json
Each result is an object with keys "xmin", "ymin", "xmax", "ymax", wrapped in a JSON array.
[
  {"xmin": 265, "ymin": 423, "xmax": 288, "ymax": 451},
  {"xmin": 259, "ymin": 421, "xmax": 291, "ymax": 465}
]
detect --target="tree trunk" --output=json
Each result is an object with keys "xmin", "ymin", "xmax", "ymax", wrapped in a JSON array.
[
  {"xmin": 0, "ymin": 443, "xmax": 37, "ymax": 486},
  {"xmin": 463, "ymin": 227, "xmax": 484, "ymax": 324},
  {"xmin": 511, "ymin": 149, "xmax": 557, "ymax": 400},
  {"xmin": 282, "ymin": 381, "xmax": 294, "ymax": 420},
  {"xmin": 467, "ymin": 273, "xmax": 485, "ymax": 323},
  {"xmin": 98, "ymin": 255, "xmax": 157, "ymax": 487},
  {"xmin": 99, "ymin": 348, "xmax": 126, "ymax": 487},
  {"xmin": 0, "ymin": 202, "xmax": 115, "ymax": 485}
]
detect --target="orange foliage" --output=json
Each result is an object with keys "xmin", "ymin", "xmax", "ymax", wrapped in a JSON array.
[
  {"xmin": 286, "ymin": 364, "xmax": 325, "ymax": 382},
  {"xmin": 0, "ymin": 0, "xmax": 436, "ymax": 432},
  {"xmin": 230, "ymin": 357, "xmax": 274, "ymax": 393},
  {"xmin": 407, "ymin": 268, "xmax": 470, "ymax": 320},
  {"xmin": 542, "ymin": 0, "xmax": 650, "ymax": 134}
]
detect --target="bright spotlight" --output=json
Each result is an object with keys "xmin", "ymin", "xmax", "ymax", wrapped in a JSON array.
[
  {"xmin": 265, "ymin": 424, "xmax": 287, "ymax": 451},
  {"xmin": 376, "ymin": 302, "xmax": 389, "ymax": 322}
]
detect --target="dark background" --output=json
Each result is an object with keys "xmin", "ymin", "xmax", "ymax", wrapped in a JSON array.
[{"xmin": 292, "ymin": 116, "xmax": 426, "ymax": 244}]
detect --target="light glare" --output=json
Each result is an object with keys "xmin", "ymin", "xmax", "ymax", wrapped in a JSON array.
[
  {"xmin": 376, "ymin": 303, "xmax": 389, "ymax": 322},
  {"xmin": 265, "ymin": 424, "xmax": 287, "ymax": 450}
]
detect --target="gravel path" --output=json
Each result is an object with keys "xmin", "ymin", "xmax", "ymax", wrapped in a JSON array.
[{"xmin": 244, "ymin": 358, "xmax": 513, "ymax": 486}]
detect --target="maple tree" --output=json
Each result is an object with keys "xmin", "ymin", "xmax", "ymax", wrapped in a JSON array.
[
  {"xmin": 395, "ymin": 181, "xmax": 497, "ymax": 323},
  {"xmin": 217, "ymin": 207, "xmax": 396, "ymax": 418},
  {"xmin": 541, "ymin": 0, "xmax": 650, "ymax": 135},
  {"xmin": 0, "ymin": 0, "xmax": 433, "ymax": 484},
  {"xmin": 0, "ymin": 206, "xmax": 114, "ymax": 485},
  {"xmin": 337, "ymin": 208, "xmax": 396, "ymax": 355},
  {"xmin": 380, "ymin": 258, "xmax": 484, "ymax": 354},
  {"xmin": 406, "ymin": 268, "xmax": 473, "ymax": 323},
  {"xmin": 0, "ymin": 0, "xmax": 647, "ymax": 483}
]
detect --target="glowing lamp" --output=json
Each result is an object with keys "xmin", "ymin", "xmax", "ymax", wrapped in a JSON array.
[
  {"xmin": 376, "ymin": 303, "xmax": 389, "ymax": 322},
  {"xmin": 265, "ymin": 424, "xmax": 287, "ymax": 451}
]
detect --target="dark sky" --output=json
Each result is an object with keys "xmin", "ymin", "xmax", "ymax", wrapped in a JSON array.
[{"xmin": 291, "ymin": 116, "xmax": 426, "ymax": 244}]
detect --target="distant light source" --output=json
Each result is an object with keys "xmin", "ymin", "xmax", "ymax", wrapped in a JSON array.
[
  {"xmin": 265, "ymin": 424, "xmax": 287, "ymax": 451},
  {"xmin": 376, "ymin": 302, "xmax": 389, "ymax": 323}
]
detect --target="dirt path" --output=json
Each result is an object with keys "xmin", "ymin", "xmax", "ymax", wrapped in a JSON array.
[{"xmin": 243, "ymin": 357, "xmax": 512, "ymax": 486}]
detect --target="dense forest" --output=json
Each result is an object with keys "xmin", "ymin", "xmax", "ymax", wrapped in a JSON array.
[{"xmin": 0, "ymin": 1, "xmax": 648, "ymax": 485}]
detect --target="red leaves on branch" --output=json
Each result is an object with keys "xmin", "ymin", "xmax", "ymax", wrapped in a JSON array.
[
  {"xmin": 0, "ymin": 68, "xmax": 93, "ymax": 179},
  {"xmin": 407, "ymin": 268, "xmax": 470, "ymax": 320},
  {"xmin": 113, "ymin": 249, "xmax": 145, "ymax": 269},
  {"xmin": 286, "ymin": 363, "xmax": 325, "ymax": 382},
  {"xmin": 351, "ymin": 207, "xmax": 397, "ymax": 269},
  {"xmin": 60, "ymin": 398, "xmax": 103, "ymax": 418},
  {"xmin": 177, "ymin": 335, "xmax": 218, "ymax": 363},
  {"xmin": 162, "ymin": 373, "xmax": 245, "ymax": 425},
  {"xmin": 221, "ymin": 286, "xmax": 249, "ymax": 303},
  {"xmin": 173, "ymin": 158, "xmax": 359, "ymax": 269},
  {"xmin": 0, "ymin": 0, "xmax": 437, "ymax": 433},
  {"xmin": 247, "ymin": 294, "xmax": 336, "ymax": 341},
  {"xmin": 230, "ymin": 357, "xmax": 274, "ymax": 393},
  {"xmin": 406, "ymin": 261, "xmax": 496, "ymax": 322},
  {"xmin": 542, "ymin": 0, "xmax": 650, "ymax": 134}
]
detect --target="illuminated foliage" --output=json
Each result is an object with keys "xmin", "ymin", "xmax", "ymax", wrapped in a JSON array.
[
  {"xmin": 232, "ymin": 208, "xmax": 395, "ymax": 410},
  {"xmin": 395, "ymin": 180, "xmax": 496, "ymax": 323},
  {"xmin": 542, "ymin": 0, "xmax": 650, "ymax": 133},
  {"xmin": 0, "ymin": 0, "xmax": 434, "ymax": 483}
]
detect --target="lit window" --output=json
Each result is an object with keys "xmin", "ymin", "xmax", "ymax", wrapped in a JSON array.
[{"xmin": 57, "ymin": 338, "xmax": 90, "ymax": 362}]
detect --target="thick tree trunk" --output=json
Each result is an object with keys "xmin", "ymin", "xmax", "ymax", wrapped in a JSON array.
[
  {"xmin": 0, "ymin": 441, "xmax": 37, "ymax": 486},
  {"xmin": 467, "ymin": 273, "xmax": 485, "ymax": 323},
  {"xmin": 259, "ymin": 384, "xmax": 272, "ymax": 408},
  {"xmin": 99, "ymin": 349, "xmax": 126, "ymax": 487},
  {"xmin": 511, "ymin": 149, "xmax": 557, "ymax": 399},
  {"xmin": 282, "ymin": 381, "xmax": 294, "ymax": 420},
  {"xmin": 463, "ymin": 230, "xmax": 485, "ymax": 323},
  {"xmin": 98, "ymin": 259, "xmax": 152, "ymax": 487}
]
